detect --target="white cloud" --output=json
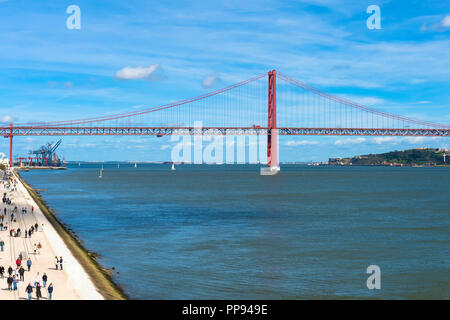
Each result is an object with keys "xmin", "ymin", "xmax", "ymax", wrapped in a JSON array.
[
  {"xmin": 441, "ymin": 15, "xmax": 450, "ymax": 27},
  {"xmin": 0, "ymin": 115, "xmax": 13, "ymax": 123},
  {"xmin": 410, "ymin": 79, "xmax": 427, "ymax": 84},
  {"xmin": 339, "ymin": 95, "xmax": 385, "ymax": 106},
  {"xmin": 372, "ymin": 137, "xmax": 397, "ymax": 144},
  {"xmin": 402, "ymin": 137, "xmax": 427, "ymax": 144},
  {"xmin": 63, "ymin": 82, "xmax": 74, "ymax": 89},
  {"xmin": 202, "ymin": 73, "xmax": 221, "ymax": 88},
  {"xmin": 371, "ymin": 136, "xmax": 440, "ymax": 145},
  {"xmin": 334, "ymin": 137, "xmax": 366, "ymax": 145},
  {"xmin": 285, "ymin": 140, "xmax": 320, "ymax": 146},
  {"xmin": 115, "ymin": 64, "xmax": 160, "ymax": 80},
  {"xmin": 414, "ymin": 100, "xmax": 432, "ymax": 104},
  {"xmin": 421, "ymin": 15, "xmax": 450, "ymax": 31}
]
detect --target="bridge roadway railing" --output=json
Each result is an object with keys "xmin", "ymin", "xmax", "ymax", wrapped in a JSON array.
[{"xmin": 1, "ymin": 126, "xmax": 450, "ymax": 136}]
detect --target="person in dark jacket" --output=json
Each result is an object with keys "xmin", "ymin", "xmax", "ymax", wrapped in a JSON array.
[
  {"xmin": 42, "ymin": 273, "xmax": 48, "ymax": 288},
  {"xmin": 7, "ymin": 275, "xmax": 13, "ymax": 291},
  {"xmin": 7, "ymin": 266, "xmax": 13, "ymax": 276},
  {"xmin": 47, "ymin": 283, "xmax": 54, "ymax": 300},
  {"xmin": 25, "ymin": 283, "xmax": 33, "ymax": 300},
  {"xmin": 19, "ymin": 266, "xmax": 25, "ymax": 281},
  {"xmin": 35, "ymin": 282, "xmax": 42, "ymax": 300},
  {"xmin": 0, "ymin": 266, "xmax": 4, "ymax": 278}
]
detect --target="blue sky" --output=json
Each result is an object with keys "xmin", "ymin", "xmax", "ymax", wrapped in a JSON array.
[{"xmin": 0, "ymin": 0, "xmax": 449, "ymax": 162}]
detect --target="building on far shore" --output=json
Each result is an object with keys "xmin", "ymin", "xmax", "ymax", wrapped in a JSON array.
[{"xmin": 328, "ymin": 157, "xmax": 343, "ymax": 165}]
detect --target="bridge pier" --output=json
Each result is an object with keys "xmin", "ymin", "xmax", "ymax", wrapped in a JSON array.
[{"xmin": 261, "ymin": 70, "xmax": 280, "ymax": 175}]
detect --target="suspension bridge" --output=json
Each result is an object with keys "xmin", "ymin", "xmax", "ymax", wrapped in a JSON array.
[{"xmin": 2, "ymin": 70, "xmax": 449, "ymax": 174}]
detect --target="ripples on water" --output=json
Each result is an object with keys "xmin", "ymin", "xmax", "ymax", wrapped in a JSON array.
[{"xmin": 22, "ymin": 164, "xmax": 449, "ymax": 299}]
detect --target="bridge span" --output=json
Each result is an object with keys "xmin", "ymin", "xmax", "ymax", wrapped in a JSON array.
[{"xmin": 2, "ymin": 70, "xmax": 449, "ymax": 174}]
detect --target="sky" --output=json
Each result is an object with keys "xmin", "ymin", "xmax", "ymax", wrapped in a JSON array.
[{"xmin": 0, "ymin": 0, "xmax": 449, "ymax": 162}]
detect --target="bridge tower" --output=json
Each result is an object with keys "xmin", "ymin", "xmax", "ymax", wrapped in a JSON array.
[
  {"xmin": 261, "ymin": 70, "xmax": 280, "ymax": 175},
  {"xmin": 9, "ymin": 124, "xmax": 13, "ymax": 167}
]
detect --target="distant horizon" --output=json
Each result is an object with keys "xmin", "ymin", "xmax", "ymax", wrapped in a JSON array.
[
  {"xmin": 3, "ymin": 145, "xmax": 448, "ymax": 164},
  {"xmin": 55, "ymin": 146, "xmax": 447, "ymax": 164}
]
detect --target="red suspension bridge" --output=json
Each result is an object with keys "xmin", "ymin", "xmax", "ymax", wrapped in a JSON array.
[{"xmin": 2, "ymin": 70, "xmax": 449, "ymax": 173}]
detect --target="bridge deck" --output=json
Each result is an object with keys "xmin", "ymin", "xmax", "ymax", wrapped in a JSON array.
[{"xmin": 1, "ymin": 127, "xmax": 449, "ymax": 136}]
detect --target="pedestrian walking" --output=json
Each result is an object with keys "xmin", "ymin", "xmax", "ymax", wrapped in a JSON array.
[
  {"xmin": 13, "ymin": 275, "xmax": 18, "ymax": 291},
  {"xmin": 42, "ymin": 273, "xmax": 48, "ymax": 287},
  {"xmin": 7, "ymin": 275, "xmax": 13, "ymax": 291},
  {"xmin": 19, "ymin": 266, "xmax": 25, "ymax": 281},
  {"xmin": 7, "ymin": 266, "xmax": 13, "ymax": 276},
  {"xmin": 0, "ymin": 239, "xmax": 4, "ymax": 251},
  {"xmin": 34, "ymin": 223, "xmax": 38, "ymax": 232},
  {"xmin": 34, "ymin": 272, "xmax": 40, "ymax": 287},
  {"xmin": 0, "ymin": 265, "xmax": 4, "ymax": 278},
  {"xmin": 25, "ymin": 283, "xmax": 33, "ymax": 300},
  {"xmin": 35, "ymin": 282, "xmax": 42, "ymax": 300},
  {"xmin": 16, "ymin": 257, "xmax": 21, "ymax": 267},
  {"xmin": 55, "ymin": 256, "xmax": 59, "ymax": 270},
  {"xmin": 27, "ymin": 258, "xmax": 32, "ymax": 272},
  {"xmin": 37, "ymin": 242, "xmax": 42, "ymax": 254},
  {"xmin": 33, "ymin": 243, "xmax": 37, "ymax": 255},
  {"xmin": 47, "ymin": 283, "xmax": 53, "ymax": 300},
  {"xmin": 59, "ymin": 256, "xmax": 63, "ymax": 270}
]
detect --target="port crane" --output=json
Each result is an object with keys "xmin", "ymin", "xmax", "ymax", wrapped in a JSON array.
[{"xmin": 28, "ymin": 139, "xmax": 63, "ymax": 166}]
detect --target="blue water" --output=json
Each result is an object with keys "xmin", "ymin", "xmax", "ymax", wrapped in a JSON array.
[{"xmin": 21, "ymin": 164, "xmax": 450, "ymax": 299}]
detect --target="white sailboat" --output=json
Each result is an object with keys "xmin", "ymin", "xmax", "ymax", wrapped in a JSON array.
[
  {"xmin": 171, "ymin": 163, "xmax": 176, "ymax": 171},
  {"xmin": 99, "ymin": 164, "xmax": 103, "ymax": 178},
  {"xmin": 134, "ymin": 162, "xmax": 137, "ymax": 168}
]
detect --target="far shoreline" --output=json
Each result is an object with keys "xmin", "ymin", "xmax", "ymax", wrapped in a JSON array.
[{"xmin": 14, "ymin": 170, "xmax": 128, "ymax": 300}]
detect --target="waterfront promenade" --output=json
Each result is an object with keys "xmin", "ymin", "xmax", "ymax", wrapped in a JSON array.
[{"xmin": 0, "ymin": 169, "xmax": 103, "ymax": 300}]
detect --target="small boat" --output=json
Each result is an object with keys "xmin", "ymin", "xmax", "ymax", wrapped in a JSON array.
[
  {"xmin": 171, "ymin": 163, "xmax": 176, "ymax": 171},
  {"xmin": 99, "ymin": 164, "xmax": 103, "ymax": 178},
  {"xmin": 134, "ymin": 163, "xmax": 137, "ymax": 168}
]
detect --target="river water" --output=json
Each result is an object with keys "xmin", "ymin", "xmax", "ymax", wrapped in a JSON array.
[{"xmin": 21, "ymin": 164, "xmax": 449, "ymax": 299}]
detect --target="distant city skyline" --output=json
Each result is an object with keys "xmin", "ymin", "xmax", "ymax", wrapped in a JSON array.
[{"xmin": 0, "ymin": 0, "xmax": 449, "ymax": 162}]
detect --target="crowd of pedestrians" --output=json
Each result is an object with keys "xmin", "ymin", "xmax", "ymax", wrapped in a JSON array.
[{"xmin": 0, "ymin": 168, "xmax": 63, "ymax": 300}]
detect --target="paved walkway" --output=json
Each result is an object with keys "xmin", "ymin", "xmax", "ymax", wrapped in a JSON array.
[{"xmin": 0, "ymin": 169, "xmax": 103, "ymax": 300}]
